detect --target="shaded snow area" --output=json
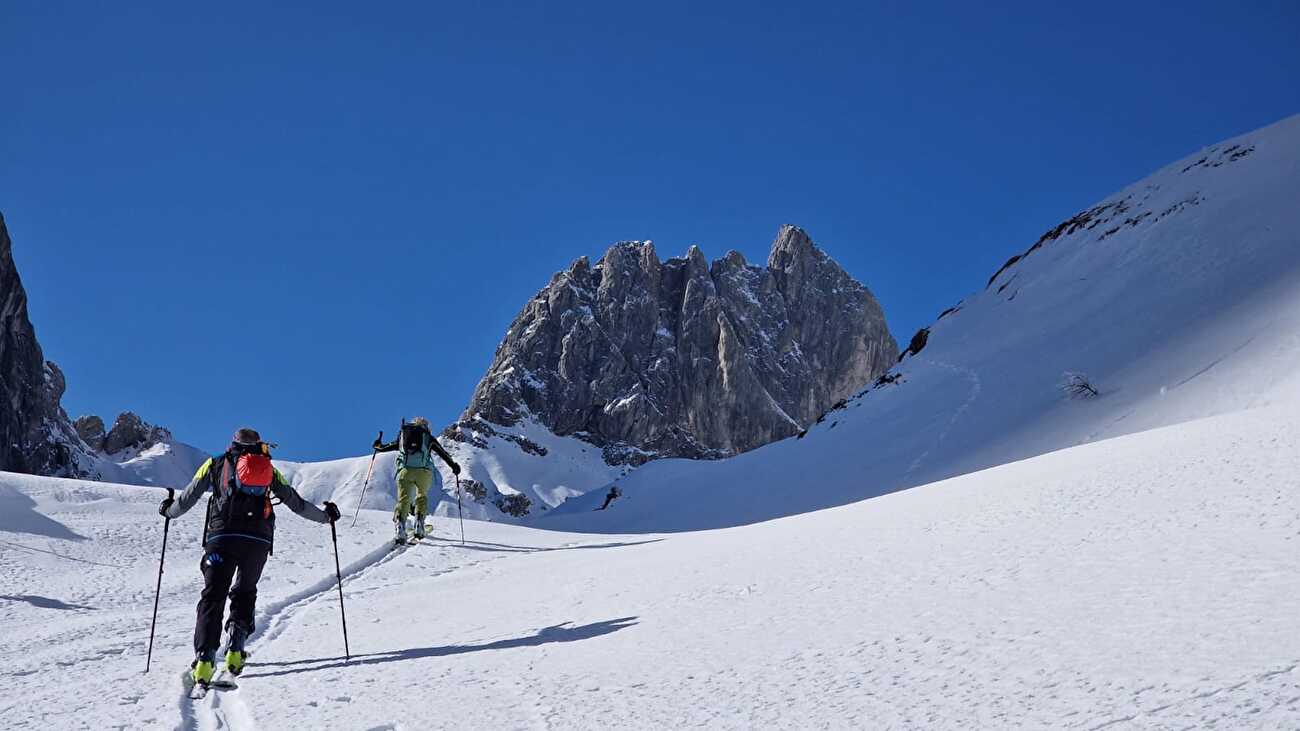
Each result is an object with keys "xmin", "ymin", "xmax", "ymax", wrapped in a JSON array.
[
  {"xmin": 546, "ymin": 113, "xmax": 1300, "ymax": 532},
  {"xmin": 2, "ymin": 403, "xmax": 1298, "ymax": 728}
]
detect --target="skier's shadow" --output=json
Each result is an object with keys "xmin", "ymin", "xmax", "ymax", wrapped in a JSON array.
[
  {"xmin": 0, "ymin": 594, "xmax": 98, "ymax": 611},
  {"xmin": 246, "ymin": 617, "xmax": 639, "ymax": 678}
]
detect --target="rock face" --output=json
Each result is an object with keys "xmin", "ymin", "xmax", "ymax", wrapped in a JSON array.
[
  {"xmin": 461, "ymin": 225, "xmax": 898, "ymax": 464},
  {"xmin": 74, "ymin": 414, "xmax": 107, "ymax": 448},
  {"xmin": 76, "ymin": 411, "xmax": 173, "ymax": 455},
  {"xmin": 0, "ymin": 213, "xmax": 94, "ymax": 476}
]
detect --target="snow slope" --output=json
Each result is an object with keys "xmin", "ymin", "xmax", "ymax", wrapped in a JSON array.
[
  {"xmin": 272, "ymin": 417, "xmax": 622, "ymax": 524},
  {"xmin": 545, "ymin": 113, "xmax": 1300, "ymax": 532},
  {"xmin": 2, "ymin": 401, "xmax": 1298, "ymax": 728},
  {"xmin": 89, "ymin": 441, "xmax": 211, "ymax": 490}
]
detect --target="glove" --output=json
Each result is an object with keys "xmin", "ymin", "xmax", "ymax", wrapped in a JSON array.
[
  {"xmin": 372, "ymin": 438, "xmax": 383, "ymax": 450},
  {"xmin": 158, "ymin": 497, "xmax": 174, "ymax": 517},
  {"xmin": 323, "ymin": 501, "xmax": 341, "ymax": 523},
  {"xmin": 451, "ymin": 462, "xmax": 462, "ymax": 476}
]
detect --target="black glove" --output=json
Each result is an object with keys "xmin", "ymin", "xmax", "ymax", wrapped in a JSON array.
[
  {"xmin": 451, "ymin": 462, "xmax": 462, "ymax": 476},
  {"xmin": 372, "ymin": 438, "xmax": 382, "ymax": 450},
  {"xmin": 323, "ymin": 501, "xmax": 341, "ymax": 523},
  {"xmin": 158, "ymin": 497, "xmax": 174, "ymax": 517}
]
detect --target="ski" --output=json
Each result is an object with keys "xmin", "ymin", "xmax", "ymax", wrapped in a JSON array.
[{"xmin": 183, "ymin": 669, "xmax": 239, "ymax": 700}]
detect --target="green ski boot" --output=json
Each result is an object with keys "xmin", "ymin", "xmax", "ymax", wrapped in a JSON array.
[
  {"xmin": 225, "ymin": 622, "xmax": 249, "ymax": 676},
  {"xmin": 224, "ymin": 650, "xmax": 245, "ymax": 676},
  {"xmin": 191, "ymin": 656, "xmax": 215, "ymax": 686}
]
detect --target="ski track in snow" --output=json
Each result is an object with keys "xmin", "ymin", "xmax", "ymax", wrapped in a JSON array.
[
  {"xmin": 183, "ymin": 534, "xmax": 612, "ymax": 731},
  {"xmin": 1086, "ymin": 660, "xmax": 1300, "ymax": 730},
  {"xmin": 906, "ymin": 358, "xmax": 982, "ymax": 476},
  {"xmin": 176, "ymin": 542, "xmax": 413, "ymax": 731}
]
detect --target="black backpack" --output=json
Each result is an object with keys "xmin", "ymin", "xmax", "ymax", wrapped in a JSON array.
[{"xmin": 398, "ymin": 422, "xmax": 431, "ymax": 468}]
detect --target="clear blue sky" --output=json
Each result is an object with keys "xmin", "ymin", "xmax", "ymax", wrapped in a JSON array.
[{"xmin": 3, "ymin": 1, "xmax": 1297, "ymax": 462}]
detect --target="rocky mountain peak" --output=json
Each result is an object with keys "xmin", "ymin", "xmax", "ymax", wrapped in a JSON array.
[
  {"xmin": 718, "ymin": 249, "xmax": 750, "ymax": 270},
  {"xmin": 76, "ymin": 411, "xmax": 174, "ymax": 456},
  {"xmin": 74, "ymin": 414, "xmax": 107, "ymax": 447},
  {"xmin": 769, "ymin": 223, "xmax": 817, "ymax": 262},
  {"xmin": 459, "ymin": 225, "xmax": 898, "ymax": 466},
  {"xmin": 568, "ymin": 255, "xmax": 591, "ymax": 276},
  {"xmin": 0, "ymin": 213, "xmax": 94, "ymax": 476}
]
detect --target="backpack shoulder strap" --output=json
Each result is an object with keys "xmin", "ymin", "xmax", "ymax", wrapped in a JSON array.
[
  {"xmin": 202, "ymin": 451, "xmax": 232, "ymax": 546},
  {"xmin": 214, "ymin": 451, "xmax": 235, "ymax": 491}
]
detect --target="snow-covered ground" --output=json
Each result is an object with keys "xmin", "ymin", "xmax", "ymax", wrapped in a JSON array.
[{"xmin": 3, "ymin": 401, "xmax": 1298, "ymax": 728}]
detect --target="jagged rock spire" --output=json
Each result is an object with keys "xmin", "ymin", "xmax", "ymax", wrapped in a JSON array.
[{"xmin": 462, "ymin": 226, "xmax": 898, "ymax": 464}]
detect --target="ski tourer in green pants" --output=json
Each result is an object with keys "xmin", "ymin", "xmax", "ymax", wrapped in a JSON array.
[{"xmin": 373, "ymin": 417, "xmax": 461, "ymax": 543}]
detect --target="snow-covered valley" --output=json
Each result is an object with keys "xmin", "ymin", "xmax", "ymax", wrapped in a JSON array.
[{"xmin": 2, "ymin": 401, "xmax": 1298, "ymax": 728}]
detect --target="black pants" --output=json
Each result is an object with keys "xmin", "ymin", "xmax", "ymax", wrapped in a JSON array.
[{"xmin": 194, "ymin": 537, "xmax": 270, "ymax": 656}]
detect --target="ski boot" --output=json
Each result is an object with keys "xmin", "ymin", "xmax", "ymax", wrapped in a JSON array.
[
  {"xmin": 413, "ymin": 511, "xmax": 426, "ymax": 541},
  {"xmin": 191, "ymin": 650, "xmax": 216, "ymax": 686},
  {"xmin": 394, "ymin": 515, "xmax": 409, "ymax": 545},
  {"xmin": 225, "ymin": 623, "xmax": 249, "ymax": 676}
]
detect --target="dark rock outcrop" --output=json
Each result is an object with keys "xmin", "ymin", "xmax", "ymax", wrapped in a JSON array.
[
  {"xmin": 74, "ymin": 415, "xmax": 107, "ymax": 449},
  {"xmin": 463, "ymin": 225, "xmax": 898, "ymax": 464},
  {"xmin": 76, "ymin": 411, "xmax": 173, "ymax": 455},
  {"xmin": 0, "ymin": 213, "xmax": 93, "ymax": 476},
  {"xmin": 103, "ymin": 411, "xmax": 173, "ymax": 455}
]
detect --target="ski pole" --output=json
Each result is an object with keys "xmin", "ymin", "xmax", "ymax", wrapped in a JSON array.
[
  {"xmin": 351, "ymin": 430, "xmax": 383, "ymax": 528},
  {"xmin": 145, "ymin": 488, "xmax": 174, "ymax": 674},
  {"xmin": 329, "ymin": 519, "xmax": 350, "ymax": 661},
  {"xmin": 455, "ymin": 474, "xmax": 465, "ymax": 546}
]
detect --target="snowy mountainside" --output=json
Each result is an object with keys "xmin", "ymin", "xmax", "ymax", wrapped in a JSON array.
[
  {"xmin": 274, "ymin": 419, "xmax": 622, "ymax": 523},
  {"xmin": 89, "ymin": 439, "xmax": 211, "ymax": 489},
  {"xmin": 71, "ymin": 411, "xmax": 209, "ymax": 488},
  {"xmin": 2, "ymin": 397, "xmax": 1297, "ymax": 728},
  {"xmin": 546, "ymin": 113, "xmax": 1300, "ymax": 532}
]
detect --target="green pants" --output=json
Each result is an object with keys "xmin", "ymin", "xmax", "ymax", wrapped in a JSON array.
[{"xmin": 394, "ymin": 467, "xmax": 434, "ymax": 523}]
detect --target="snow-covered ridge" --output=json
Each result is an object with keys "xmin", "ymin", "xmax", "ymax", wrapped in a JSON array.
[{"xmin": 546, "ymin": 113, "xmax": 1300, "ymax": 532}]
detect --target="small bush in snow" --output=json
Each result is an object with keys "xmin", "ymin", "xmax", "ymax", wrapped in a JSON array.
[
  {"xmin": 1060, "ymin": 372, "xmax": 1100, "ymax": 399},
  {"xmin": 459, "ymin": 478, "xmax": 487, "ymax": 503},
  {"xmin": 493, "ymin": 493, "xmax": 532, "ymax": 517}
]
